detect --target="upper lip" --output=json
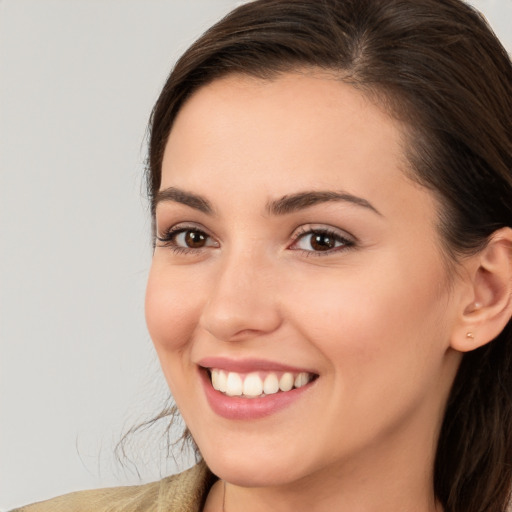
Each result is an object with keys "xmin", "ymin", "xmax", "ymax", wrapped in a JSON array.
[{"xmin": 197, "ymin": 356, "xmax": 318, "ymax": 375}]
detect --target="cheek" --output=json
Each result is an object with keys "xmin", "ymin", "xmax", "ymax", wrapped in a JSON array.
[
  {"xmin": 283, "ymin": 253, "xmax": 450, "ymax": 379},
  {"xmin": 145, "ymin": 262, "xmax": 203, "ymax": 354},
  {"xmin": 279, "ymin": 257, "xmax": 453, "ymax": 447}
]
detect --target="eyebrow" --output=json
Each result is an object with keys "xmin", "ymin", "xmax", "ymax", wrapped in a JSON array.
[
  {"xmin": 154, "ymin": 187, "xmax": 214, "ymax": 214},
  {"xmin": 154, "ymin": 187, "xmax": 381, "ymax": 217},
  {"xmin": 267, "ymin": 191, "xmax": 382, "ymax": 216}
]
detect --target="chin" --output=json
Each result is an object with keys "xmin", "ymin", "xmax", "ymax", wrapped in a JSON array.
[
  {"xmin": 197, "ymin": 434, "xmax": 321, "ymax": 489},
  {"xmin": 204, "ymin": 455, "xmax": 301, "ymax": 488}
]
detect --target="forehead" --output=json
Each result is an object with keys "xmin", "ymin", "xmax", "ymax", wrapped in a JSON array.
[{"xmin": 169, "ymin": 71, "xmax": 400, "ymax": 151}]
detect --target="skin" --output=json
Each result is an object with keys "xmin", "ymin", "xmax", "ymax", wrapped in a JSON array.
[{"xmin": 145, "ymin": 72, "xmax": 472, "ymax": 512}]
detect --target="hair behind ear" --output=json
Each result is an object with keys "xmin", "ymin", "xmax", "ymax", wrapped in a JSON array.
[{"xmin": 435, "ymin": 320, "xmax": 512, "ymax": 511}]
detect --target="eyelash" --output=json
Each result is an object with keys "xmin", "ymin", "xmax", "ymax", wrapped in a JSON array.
[
  {"xmin": 156, "ymin": 224, "xmax": 356, "ymax": 256},
  {"xmin": 156, "ymin": 224, "xmax": 217, "ymax": 254},
  {"xmin": 289, "ymin": 226, "xmax": 355, "ymax": 256}
]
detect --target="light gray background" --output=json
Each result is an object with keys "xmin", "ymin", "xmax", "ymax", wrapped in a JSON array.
[{"xmin": 1, "ymin": 0, "xmax": 511, "ymax": 509}]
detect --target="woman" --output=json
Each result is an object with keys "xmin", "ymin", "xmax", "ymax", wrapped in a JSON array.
[{"xmin": 15, "ymin": 0, "xmax": 512, "ymax": 511}]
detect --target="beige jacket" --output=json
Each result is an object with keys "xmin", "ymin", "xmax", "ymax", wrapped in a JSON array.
[{"xmin": 11, "ymin": 463, "xmax": 215, "ymax": 512}]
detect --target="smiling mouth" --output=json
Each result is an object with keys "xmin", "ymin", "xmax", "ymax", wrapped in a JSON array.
[{"xmin": 206, "ymin": 368, "xmax": 318, "ymax": 398}]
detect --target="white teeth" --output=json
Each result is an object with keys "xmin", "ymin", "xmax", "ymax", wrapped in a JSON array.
[
  {"xmin": 219, "ymin": 370, "xmax": 228, "ymax": 393},
  {"xmin": 209, "ymin": 369, "xmax": 314, "ymax": 397},
  {"xmin": 211, "ymin": 369, "xmax": 228, "ymax": 392},
  {"xmin": 243, "ymin": 373, "xmax": 263, "ymax": 397},
  {"xmin": 279, "ymin": 372, "xmax": 294, "ymax": 392},
  {"xmin": 263, "ymin": 373, "xmax": 279, "ymax": 395},
  {"xmin": 294, "ymin": 372, "xmax": 309, "ymax": 388},
  {"xmin": 217, "ymin": 370, "xmax": 228, "ymax": 392},
  {"xmin": 225, "ymin": 372, "xmax": 243, "ymax": 397},
  {"xmin": 211, "ymin": 369, "xmax": 221, "ymax": 391}
]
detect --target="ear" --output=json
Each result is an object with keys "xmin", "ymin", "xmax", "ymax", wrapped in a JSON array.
[{"xmin": 450, "ymin": 227, "xmax": 512, "ymax": 353}]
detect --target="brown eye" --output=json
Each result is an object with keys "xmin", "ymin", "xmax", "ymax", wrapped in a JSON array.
[
  {"xmin": 156, "ymin": 226, "xmax": 218, "ymax": 251},
  {"xmin": 291, "ymin": 228, "xmax": 354, "ymax": 255},
  {"xmin": 310, "ymin": 233, "xmax": 336, "ymax": 251},
  {"xmin": 184, "ymin": 230, "xmax": 207, "ymax": 248}
]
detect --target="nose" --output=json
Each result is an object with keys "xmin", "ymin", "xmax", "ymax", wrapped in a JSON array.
[{"xmin": 198, "ymin": 249, "xmax": 282, "ymax": 342}]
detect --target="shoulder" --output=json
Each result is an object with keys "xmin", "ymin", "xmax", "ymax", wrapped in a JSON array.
[{"xmin": 10, "ymin": 462, "xmax": 215, "ymax": 512}]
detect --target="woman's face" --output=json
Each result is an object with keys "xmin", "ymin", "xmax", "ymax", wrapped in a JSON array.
[{"xmin": 146, "ymin": 72, "xmax": 463, "ymax": 488}]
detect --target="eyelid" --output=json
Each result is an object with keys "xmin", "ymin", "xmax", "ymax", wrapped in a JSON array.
[
  {"xmin": 156, "ymin": 221, "xmax": 211, "ymax": 238},
  {"xmin": 156, "ymin": 222, "xmax": 219, "ymax": 249},
  {"xmin": 288, "ymin": 224, "xmax": 357, "ymax": 254}
]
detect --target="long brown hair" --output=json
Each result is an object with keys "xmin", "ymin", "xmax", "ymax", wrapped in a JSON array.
[{"xmin": 145, "ymin": 1, "xmax": 512, "ymax": 510}]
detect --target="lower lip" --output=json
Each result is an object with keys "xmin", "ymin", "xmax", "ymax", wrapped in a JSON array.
[{"xmin": 199, "ymin": 369, "xmax": 315, "ymax": 420}]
